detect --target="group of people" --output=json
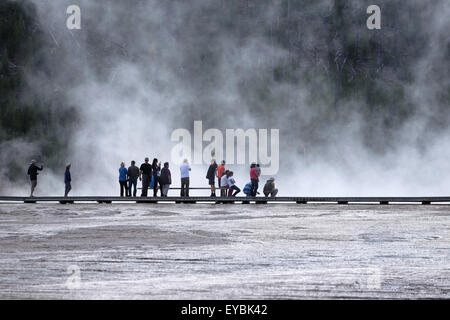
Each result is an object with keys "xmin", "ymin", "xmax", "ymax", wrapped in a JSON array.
[
  {"xmin": 118, "ymin": 157, "xmax": 278, "ymax": 198},
  {"xmin": 207, "ymin": 160, "xmax": 278, "ymax": 198},
  {"xmin": 118, "ymin": 157, "xmax": 190, "ymax": 198},
  {"xmin": 27, "ymin": 160, "xmax": 72, "ymax": 197},
  {"xmin": 119, "ymin": 158, "xmax": 173, "ymax": 197},
  {"xmin": 25, "ymin": 157, "xmax": 278, "ymax": 198}
]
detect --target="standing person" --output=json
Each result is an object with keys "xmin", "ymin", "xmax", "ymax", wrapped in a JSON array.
[
  {"xmin": 227, "ymin": 171, "xmax": 241, "ymax": 197},
  {"xmin": 250, "ymin": 163, "xmax": 259, "ymax": 197},
  {"xmin": 263, "ymin": 178, "xmax": 278, "ymax": 197},
  {"xmin": 27, "ymin": 160, "xmax": 43, "ymax": 197},
  {"xmin": 119, "ymin": 162, "xmax": 128, "ymax": 197},
  {"xmin": 159, "ymin": 162, "xmax": 172, "ymax": 197},
  {"xmin": 180, "ymin": 159, "xmax": 191, "ymax": 197},
  {"xmin": 206, "ymin": 159, "xmax": 218, "ymax": 197},
  {"xmin": 64, "ymin": 163, "xmax": 72, "ymax": 197},
  {"xmin": 217, "ymin": 160, "xmax": 226, "ymax": 189},
  {"xmin": 220, "ymin": 170, "xmax": 229, "ymax": 197},
  {"xmin": 127, "ymin": 160, "xmax": 140, "ymax": 197},
  {"xmin": 139, "ymin": 157, "xmax": 152, "ymax": 197},
  {"xmin": 152, "ymin": 158, "xmax": 161, "ymax": 197}
]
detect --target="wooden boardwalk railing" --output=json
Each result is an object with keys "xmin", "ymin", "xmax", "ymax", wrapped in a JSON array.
[{"xmin": 0, "ymin": 196, "xmax": 449, "ymax": 204}]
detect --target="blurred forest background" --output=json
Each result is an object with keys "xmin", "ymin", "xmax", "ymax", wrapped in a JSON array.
[{"xmin": 0, "ymin": 1, "xmax": 77, "ymax": 181}]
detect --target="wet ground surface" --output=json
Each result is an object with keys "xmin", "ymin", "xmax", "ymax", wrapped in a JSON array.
[{"xmin": 0, "ymin": 203, "xmax": 449, "ymax": 299}]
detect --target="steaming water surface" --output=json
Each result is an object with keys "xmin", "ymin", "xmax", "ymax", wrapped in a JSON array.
[{"xmin": 0, "ymin": 203, "xmax": 449, "ymax": 299}]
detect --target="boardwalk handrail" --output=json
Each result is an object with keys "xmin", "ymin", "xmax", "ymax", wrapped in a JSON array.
[
  {"xmin": 1, "ymin": 196, "xmax": 450, "ymax": 204},
  {"xmin": 138, "ymin": 187, "xmax": 212, "ymax": 190}
]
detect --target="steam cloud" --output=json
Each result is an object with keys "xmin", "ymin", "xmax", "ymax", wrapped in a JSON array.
[{"xmin": 2, "ymin": 0, "xmax": 450, "ymax": 196}]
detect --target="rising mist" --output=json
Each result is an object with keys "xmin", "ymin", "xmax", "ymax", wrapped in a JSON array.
[{"xmin": 1, "ymin": 0, "xmax": 449, "ymax": 196}]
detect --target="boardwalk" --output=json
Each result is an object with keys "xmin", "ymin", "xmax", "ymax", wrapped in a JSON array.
[{"xmin": 2, "ymin": 196, "xmax": 450, "ymax": 204}]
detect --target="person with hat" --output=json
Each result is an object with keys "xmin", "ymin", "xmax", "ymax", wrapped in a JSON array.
[
  {"xmin": 64, "ymin": 163, "xmax": 72, "ymax": 197},
  {"xmin": 27, "ymin": 160, "xmax": 43, "ymax": 197},
  {"xmin": 263, "ymin": 177, "xmax": 278, "ymax": 197}
]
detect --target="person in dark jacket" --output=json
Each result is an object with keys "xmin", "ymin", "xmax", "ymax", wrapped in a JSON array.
[
  {"xmin": 64, "ymin": 163, "xmax": 72, "ymax": 197},
  {"xmin": 27, "ymin": 160, "xmax": 43, "ymax": 197},
  {"xmin": 159, "ymin": 162, "xmax": 172, "ymax": 197},
  {"xmin": 151, "ymin": 158, "xmax": 162, "ymax": 197},
  {"xmin": 206, "ymin": 159, "xmax": 218, "ymax": 197},
  {"xmin": 250, "ymin": 163, "xmax": 259, "ymax": 197},
  {"xmin": 127, "ymin": 160, "xmax": 140, "ymax": 197},
  {"xmin": 263, "ymin": 177, "xmax": 278, "ymax": 197},
  {"xmin": 139, "ymin": 157, "xmax": 152, "ymax": 197}
]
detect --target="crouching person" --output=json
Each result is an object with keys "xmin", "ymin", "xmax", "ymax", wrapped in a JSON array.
[
  {"xmin": 243, "ymin": 182, "xmax": 252, "ymax": 197},
  {"xmin": 263, "ymin": 178, "xmax": 278, "ymax": 197},
  {"xmin": 160, "ymin": 162, "xmax": 171, "ymax": 197},
  {"xmin": 227, "ymin": 171, "xmax": 240, "ymax": 197}
]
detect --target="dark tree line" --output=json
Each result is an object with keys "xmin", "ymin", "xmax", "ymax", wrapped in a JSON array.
[{"xmin": 0, "ymin": 1, "xmax": 78, "ymax": 181}]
